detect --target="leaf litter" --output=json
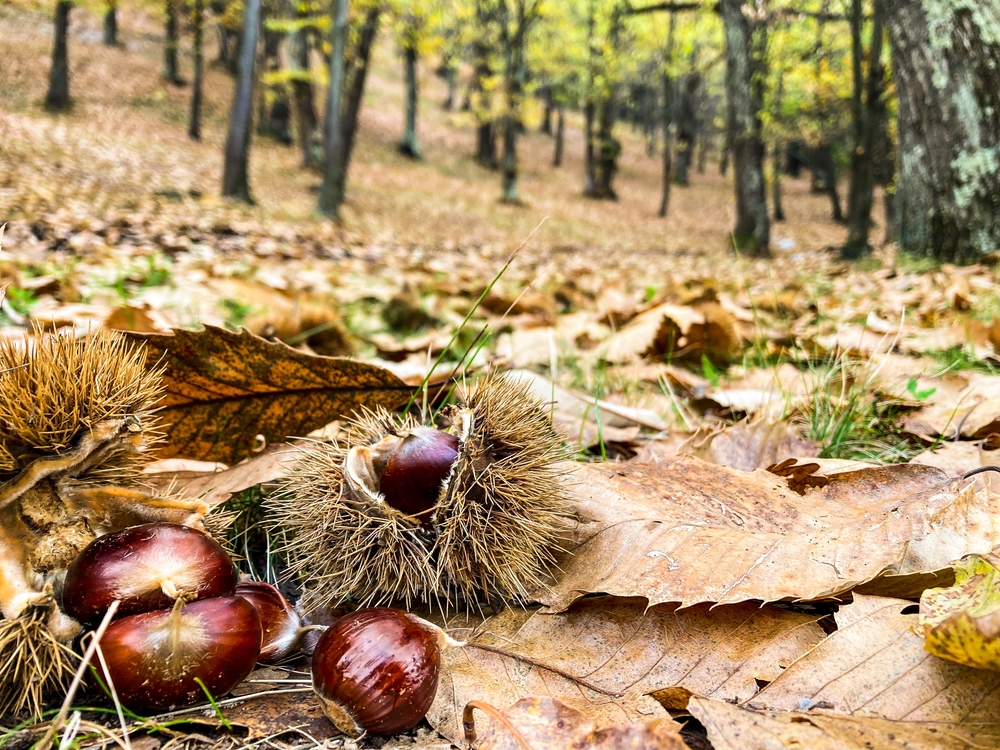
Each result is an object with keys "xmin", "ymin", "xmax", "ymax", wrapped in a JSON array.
[{"xmin": 3, "ymin": 4, "xmax": 1000, "ymax": 747}]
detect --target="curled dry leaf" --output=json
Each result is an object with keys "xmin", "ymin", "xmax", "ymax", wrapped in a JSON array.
[
  {"xmin": 689, "ymin": 697, "xmax": 1000, "ymax": 750},
  {"xmin": 543, "ymin": 459, "xmax": 964, "ymax": 610},
  {"xmin": 467, "ymin": 697, "xmax": 687, "ymax": 750},
  {"xmin": 748, "ymin": 595, "xmax": 1000, "ymax": 722},
  {"xmin": 920, "ymin": 553, "xmax": 1000, "ymax": 671},
  {"xmin": 127, "ymin": 326, "xmax": 413, "ymax": 463}
]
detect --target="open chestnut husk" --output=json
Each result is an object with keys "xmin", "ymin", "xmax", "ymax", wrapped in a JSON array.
[
  {"xmin": 311, "ymin": 607, "xmax": 443, "ymax": 737},
  {"xmin": 93, "ymin": 596, "xmax": 262, "ymax": 713},
  {"xmin": 271, "ymin": 373, "xmax": 571, "ymax": 611},
  {"xmin": 236, "ymin": 580, "xmax": 302, "ymax": 662},
  {"xmin": 62, "ymin": 523, "xmax": 238, "ymax": 626}
]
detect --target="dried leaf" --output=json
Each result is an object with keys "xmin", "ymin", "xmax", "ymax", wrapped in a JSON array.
[
  {"xmin": 920, "ymin": 553, "xmax": 1000, "ymax": 671},
  {"xmin": 468, "ymin": 597, "xmax": 821, "ymax": 709},
  {"xmin": 681, "ymin": 420, "xmax": 817, "ymax": 471},
  {"xmin": 127, "ymin": 326, "xmax": 412, "ymax": 463},
  {"xmin": 748, "ymin": 594, "xmax": 1000, "ymax": 722},
  {"xmin": 468, "ymin": 697, "xmax": 687, "ymax": 750},
  {"xmin": 542, "ymin": 460, "xmax": 961, "ymax": 610},
  {"xmin": 143, "ymin": 442, "xmax": 297, "ymax": 507},
  {"xmin": 689, "ymin": 697, "xmax": 1000, "ymax": 750}
]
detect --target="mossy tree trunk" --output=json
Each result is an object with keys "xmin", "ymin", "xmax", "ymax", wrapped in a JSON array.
[
  {"xmin": 337, "ymin": 7, "xmax": 380, "ymax": 197},
  {"xmin": 720, "ymin": 0, "xmax": 769, "ymax": 255},
  {"xmin": 221, "ymin": 0, "xmax": 261, "ymax": 203},
  {"xmin": 589, "ymin": 8, "xmax": 621, "ymax": 200},
  {"xmin": 885, "ymin": 0, "xmax": 1000, "ymax": 263},
  {"xmin": 46, "ymin": 1, "xmax": 72, "ymax": 111},
  {"xmin": 658, "ymin": 10, "xmax": 676, "ymax": 218},
  {"xmin": 472, "ymin": 0, "xmax": 497, "ymax": 168},
  {"xmin": 188, "ymin": 0, "xmax": 204, "ymax": 140},
  {"xmin": 499, "ymin": 0, "xmax": 538, "ymax": 204}
]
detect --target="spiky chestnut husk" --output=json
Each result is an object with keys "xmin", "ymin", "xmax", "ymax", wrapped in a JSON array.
[
  {"xmin": 0, "ymin": 330, "xmax": 208, "ymax": 717},
  {"xmin": 269, "ymin": 373, "xmax": 571, "ymax": 611}
]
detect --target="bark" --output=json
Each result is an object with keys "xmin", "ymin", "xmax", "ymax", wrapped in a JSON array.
[
  {"xmin": 258, "ymin": 29, "xmax": 290, "ymax": 142},
  {"xmin": 541, "ymin": 85, "xmax": 553, "ymax": 134},
  {"xmin": 720, "ymin": 0, "xmax": 769, "ymax": 255},
  {"xmin": 842, "ymin": 0, "xmax": 885, "ymax": 259},
  {"xmin": 398, "ymin": 21, "xmax": 422, "ymax": 159},
  {"xmin": 188, "ymin": 0, "xmax": 204, "ymax": 140},
  {"xmin": 318, "ymin": 0, "xmax": 349, "ymax": 218},
  {"xmin": 658, "ymin": 70, "xmax": 673, "ymax": 217},
  {"xmin": 658, "ymin": 11, "xmax": 676, "ymax": 218},
  {"xmin": 103, "ymin": 2, "xmax": 118, "ymax": 46},
  {"xmin": 553, "ymin": 105, "xmax": 564, "ymax": 167},
  {"xmin": 472, "ymin": 1, "xmax": 496, "ymax": 168},
  {"xmin": 221, "ymin": 0, "xmax": 261, "ymax": 203},
  {"xmin": 163, "ymin": 0, "xmax": 183, "ymax": 84},
  {"xmin": 45, "ymin": 1, "xmax": 72, "ymax": 111},
  {"xmin": 443, "ymin": 65, "xmax": 457, "ymax": 110},
  {"xmin": 583, "ymin": 0, "xmax": 596, "ymax": 194},
  {"xmin": 885, "ymin": 0, "xmax": 1000, "ymax": 263},
  {"xmin": 337, "ymin": 7, "xmax": 380, "ymax": 197},
  {"xmin": 590, "ymin": 9, "xmax": 622, "ymax": 200},
  {"xmin": 499, "ymin": 0, "xmax": 535, "ymax": 204},
  {"xmin": 719, "ymin": 124, "xmax": 730, "ymax": 175},
  {"xmin": 291, "ymin": 24, "xmax": 319, "ymax": 167},
  {"xmin": 674, "ymin": 72, "xmax": 700, "ymax": 186},
  {"xmin": 771, "ymin": 141, "xmax": 785, "ymax": 222}
]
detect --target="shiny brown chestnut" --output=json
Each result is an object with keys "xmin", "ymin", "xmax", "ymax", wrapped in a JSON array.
[
  {"xmin": 311, "ymin": 607, "xmax": 441, "ymax": 736},
  {"xmin": 94, "ymin": 595, "xmax": 262, "ymax": 713},
  {"xmin": 235, "ymin": 580, "xmax": 302, "ymax": 662},
  {"xmin": 379, "ymin": 427, "xmax": 458, "ymax": 524},
  {"xmin": 63, "ymin": 523, "xmax": 238, "ymax": 626}
]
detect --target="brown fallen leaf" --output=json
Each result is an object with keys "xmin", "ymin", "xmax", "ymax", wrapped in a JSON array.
[
  {"xmin": 127, "ymin": 326, "xmax": 413, "ymax": 463},
  {"xmin": 681, "ymin": 420, "xmax": 817, "ymax": 471},
  {"xmin": 689, "ymin": 697, "xmax": 1000, "ymax": 750},
  {"xmin": 541, "ymin": 460, "xmax": 966, "ymax": 610},
  {"xmin": 426, "ymin": 620, "xmax": 667, "ymax": 746},
  {"xmin": 767, "ymin": 457, "xmax": 882, "ymax": 494},
  {"xmin": 456, "ymin": 597, "xmax": 822, "ymax": 712},
  {"xmin": 104, "ymin": 303, "xmax": 171, "ymax": 334},
  {"xmin": 551, "ymin": 411, "xmax": 641, "ymax": 455},
  {"xmin": 910, "ymin": 441, "xmax": 983, "ymax": 477},
  {"xmin": 143, "ymin": 442, "xmax": 297, "ymax": 507},
  {"xmin": 748, "ymin": 594, "xmax": 1000, "ymax": 721},
  {"xmin": 598, "ymin": 303, "xmax": 739, "ymax": 365},
  {"xmin": 467, "ymin": 697, "xmax": 687, "ymax": 750}
]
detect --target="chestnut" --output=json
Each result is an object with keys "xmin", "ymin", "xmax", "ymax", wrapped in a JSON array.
[
  {"xmin": 63, "ymin": 523, "xmax": 238, "ymax": 626},
  {"xmin": 94, "ymin": 596, "xmax": 262, "ymax": 713},
  {"xmin": 236, "ymin": 580, "xmax": 301, "ymax": 662},
  {"xmin": 379, "ymin": 427, "xmax": 458, "ymax": 523},
  {"xmin": 311, "ymin": 607, "xmax": 441, "ymax": 736}
]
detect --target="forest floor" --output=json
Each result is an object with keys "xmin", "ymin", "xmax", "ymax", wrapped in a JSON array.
[{"xmin": 1, "ymin": 2, "xmax": 999, "ymax": 472}]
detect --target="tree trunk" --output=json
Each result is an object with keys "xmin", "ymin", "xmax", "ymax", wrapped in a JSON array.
[
  {"xmin": 771, "ymin": 141, "xmax": 785, "ymax": 222},
  {"xmin": 337, "ymin": 7, "xmax": 380, "ymax": 198},
  {"xmin": 541, "ymin": 85, "xmax": 553, "ymax": 134},
  {"xmin": 163, "ymin": 0, "xmax": 183, "ymax": 84},
  {"xmin": 674, "ymin": 72, "xmax": 700, "ymax": 186},
  {"xmin": 658, "ymin": 71, "xmax": 673, "ymax": 218},
  {"xmin": 443, "ymin": 65, "xmax": 457, "ymax": 110},
  {"xmin": 842, "ymin": 0, "xmax": 886, "ymax": 259},
  {"xmin": 189, "ymin": 0, "xmax": 204, "ymax": 140},
  {"xmin": 291, "ymin": 24, "xmax": 319, "ymax": 167},
  {"xmin": 553, "ymin": 105, "xmax": 564, "ymax": 167},
  {"xmin": 885, "ymin": 0, "xmax": 1000, "ymax": 263},
  {"xmin": 398, "ymin": 22, "xmax": 422, "ymax": 159},
  {"xmin": 719, "ymin": 124, "xmax": 730, "ymax": 176},
  {"xmin": 221, "ymin": 0, "xmax": 261, "ymax": 203},
  {"xmin": 471, "ymin": 1, "xmax": 496, "ymax": 168},
  {"xmin": 46, "ymin": 1, "xmax": 72, "ymax": 111},
  {"xmin": 720, "ymin": 0, "xmax": 769, "ymax": 255},
  {"xmin": 318, "ymin": 0, "xmax": 349, "ymax": 218},
  {"xmin": 590, "ymin": 10, "xmax": 621, "ymax": 200},
  {"xmin": 658, "ymin": 12, "xmax": 676, "ymax": 218},
  {"xmin": 103, "ymin": 2, "xmax": 118, "ymax": 46}
]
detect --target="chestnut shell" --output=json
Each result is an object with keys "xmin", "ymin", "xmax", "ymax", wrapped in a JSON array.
[
  {"xmin": 236, "ymin": 581, "xmax": 301, "ymax": 662},
  {"xmin": 94, "ymin": 596, "xmax": 262, "ymax": 713},
  {"xmin": 63, "ymin": 523, "xmax": 238, "ymax": 626},
  {"xmin": 312, "ymin": 607, "xmax": 441, "ymax": 736},
  {"xmin": 379, "ymin": 428, "xmax": 458, "ymax": 523}
]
